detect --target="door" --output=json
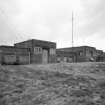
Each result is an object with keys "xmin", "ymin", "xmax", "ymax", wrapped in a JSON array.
[{"xmin": 42, "ymin": 50, "xmax": 48, "ymax": 64}]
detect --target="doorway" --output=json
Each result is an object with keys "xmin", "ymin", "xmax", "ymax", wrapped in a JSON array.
[{"xmin": 42, "ymin": 49, "xmax": 48, "ymax": 64}]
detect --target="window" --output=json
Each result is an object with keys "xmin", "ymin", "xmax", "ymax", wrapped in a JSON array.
[
  {"xmin": 79, "ymin": 51, "xmax": 83, "ymax": 56},
  {"xmin": 57, "ymin": 57, "xmax": 61, "ymax": 62},
  {"xmin": 50, "ymin": 48, "xmax": 56, "ymax": 55},
  {"xmin": 64, "ymin": 57, "xmax": 67, "ymax": 62},
  {"xmin": 90, "ymin": 51, "xmax": 93, "ymax": 56},
  {"xmin": 34, "ymin": 47, "xmax": 42, "ymax": 54}
]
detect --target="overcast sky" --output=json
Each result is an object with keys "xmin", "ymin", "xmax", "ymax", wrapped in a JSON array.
[{"xmin": 0, "ymin": 0, "xmax": 105, "ymax": 50}]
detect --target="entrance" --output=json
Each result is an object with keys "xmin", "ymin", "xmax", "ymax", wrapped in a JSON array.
[{"xmin": 42, "ymin": 49, "xmax": 48, "ymax": 64}]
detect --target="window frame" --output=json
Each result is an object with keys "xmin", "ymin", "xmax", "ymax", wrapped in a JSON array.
[
  {"xmin": 34, "ymin": 47, "xmax": 42, "ymax": 54},
  {"xmin": 50, "ymin": 48, "xmax": 56, "ymax": 55}
]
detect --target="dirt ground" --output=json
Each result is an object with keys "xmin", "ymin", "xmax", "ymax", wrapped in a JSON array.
[{"xmin": 0, "ymin": 62, "xmax": 105, "ymax": 105}]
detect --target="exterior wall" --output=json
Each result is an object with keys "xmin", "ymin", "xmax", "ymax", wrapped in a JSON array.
[
  {"xmin": 57, "ymin": 46, "xmax": 98, "ymax": 62},
  {"xmin": 0, "ymin": 43, "xmax": 105, "ymax": 64},
  {"xmin": 49, "ymin": 48, "xmax": 56, "ymax": 63},
  {"xmin": 85, "ymin": 47, "xmax": 97, "ymax": 57},
  {"xmin": 96, "ymin": 50, "xmax": 104, "ymax": 56},
  {"xmin": 96, "ymin": 50, "xmax": 105, "ymax": 62},
  {"xmin": 49, "ymin": 55, "xmax": 56, "ymax": 63},
  {"xmin": 2, "ymin": 54, "xmax": 16, "ymax": 64},
  {"xmin": 42, "ymin": 49, "xmax": 48, "ymax": 64},
  {"xmin": 32, "ymin": 39, "xmax": 56, "ymax": 49},
  {"xmin": 57, "ymin": 56, "xmax": 75, "ymax": 63},
  {"xmin": 0, "ymin": 46, "xmax": 30, "ymax": 65},
  {"xmin": 1, "ymin": 53, "xmax": 30, "ymax": 65},
  {"xmin": 14, "ymin": 39, "xmax": 56, "ymax": 51},
  {"xmin": 14, "ymin": 40, "xmax": 32, "ymax": 49},
  {"xmin": 0, "ymin": 51, "xmax": 2, "ymax": 64},
  {"xmin": 15, "ymin": 39, "xmax": 56, "ymax": 64},
  {"xmin": 56, "ymin": 50, "xmax": 76, "ymax": 63},
  {"xmin": 76, "ymin": 56, "xmax": 88, "ymax": 62},
  {"xmin": 57, "ymin": 47, "xmax": 86, "ymax": 62},
  {"xmin": 30, "ymin": 54, "xmax": 42, "ymax": 64},
  {"xmin": 17, "ymin": 54, "xmax": 30, "ymax": 64},
  {"xmin": 31, "ymin": 40, "xmax": 56, "ymax": 64},
  {"xmin": 30, "ymin": 46, "xmax": 43, "ymax": 64},
  {"xmin": 76, "ymin": 47, "xmax": 97, "ymax": 62}
]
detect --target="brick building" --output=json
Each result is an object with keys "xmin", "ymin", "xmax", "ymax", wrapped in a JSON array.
[
  {"xmin": 0, "ymin": 39, "xmax": 56, "ymax": 64},
  {"xmin": 57, "ymin": 46, "xmax": 98, "ymax": 62},
  {"xmin": 56, "ymin": 50, "xmax": 76, "ymax": 62},
  {"xmin": 96, "ymin": 50, "xmax": 105, "ymax": 62},
  {"xmin": 14, "ymin": 39, "xmax": 56, "ymax": 64},
  {"xmin": 0, "ymin": 46, "xmax": 30, "ymax": 64},
  {"xmin": 0, "ymin": 39, "xmax": 104, "ymax": 64}
]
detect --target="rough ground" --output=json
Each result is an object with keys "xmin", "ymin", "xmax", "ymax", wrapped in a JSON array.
[{"xmin": 1, "ymin": 62, "xmax": 105, "ymax": 105}]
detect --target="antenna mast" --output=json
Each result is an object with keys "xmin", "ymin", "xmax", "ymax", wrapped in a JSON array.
[{"xmin": 72, "ymin": 11, "xmax": 74, "ymax": 48}]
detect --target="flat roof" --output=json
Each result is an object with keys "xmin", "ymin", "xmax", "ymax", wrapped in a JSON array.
[
  {"xmin": 14, "ymin": 39, "xmax": 56, "ymax": 48},
  {"xmin": 57, "ymin": 46, "xmax": 96, "ymax": 50},
  {"xmin": 0, "ymin": 45, "xmax": 29, "ymax": 50},
  {"xmin": 15, "ymin": 39, "xmax": 56, "ymax": 44}
]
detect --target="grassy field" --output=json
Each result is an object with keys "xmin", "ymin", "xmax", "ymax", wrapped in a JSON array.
[{"xmin": 0, "ymin": 62, "xmax": 105, "ymax": 105}]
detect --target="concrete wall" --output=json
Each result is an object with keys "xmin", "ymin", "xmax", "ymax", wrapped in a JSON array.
[
  {"xmin": 56, "ymin": 50, "xmax": 76, "ymax": 63},
  {"xmin": 14, "ymin": 40, "xmax": 32, "ymax": 49},
  {"xmin": 17, "ymin": 54, "xmax": 30, "ymax": 64},
  {"xmin": 30, "ymin": 54, "xmax": 42, "ymax": 64},
  {"xmin": 1, "ymin": 53, "xmax": 30, "ymax": 65},
  {"xmin": 2, "ymin": 54, "xmax": 16, "ymax": 64},
  {"xmin": 57, "ymin": 46, "xmax": 98, "ymax": 62},
  {"xmin": 15, "ymin": 39, "xmax": 57, "ymax": 64},
  {"xmin": 49, "ymin": 55, "xmax": 56, "ymax": 63},
  {"xmin": 0, "ymin": 46, "xmax": 30, "ymax": 65}
]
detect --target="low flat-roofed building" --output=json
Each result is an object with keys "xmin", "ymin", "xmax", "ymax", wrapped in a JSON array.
[
  {"xmin": 0, "ymin": 46, "xmax": 30, "ymax": 64},
  {"xmin": 14, "ymin": 39, "xmax": 56, "ymax": 64},
  {"xmin": 57, "ymin": 46, "xmax": 97, "ymax": 62},
  {"xmin": 96, "ymin": 50, "xmax": 105, "ymax": 62}
]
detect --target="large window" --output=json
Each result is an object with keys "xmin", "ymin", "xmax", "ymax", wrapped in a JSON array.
[
  {"xmin": 50, "ymin": 48, "xmax": 56, "ymax": 55},
  {"xmin": 34, "ymin": 47, "xmax": 42, "ymax": 54}
]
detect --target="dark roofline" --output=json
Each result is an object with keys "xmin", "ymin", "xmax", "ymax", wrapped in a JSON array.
[
  {"xmin": 57, "ymin": 45, "xmax": 96, "ymax": 50},
  {"xmin": 0, "ymin": 45, "xmax": 30, "ymax": 50},
  {"xmin": 15, "ymin": 39, "xmax": 56, "ymax": 45},
  {"xmin": 56, "ymin": 50, "xmax": 76, "ymax": 54},
  {"xmin": 0, "ymin": 45, "xmax": 14, "ymax": 48}
]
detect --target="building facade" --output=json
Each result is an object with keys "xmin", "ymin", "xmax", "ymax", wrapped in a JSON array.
[
  {"xmin": 0, "ymin": 39, "xmax": 56, "ymax": 64},
  {"xmin": 14, "ymin": 39, "xmax": 56, "ymax": 64},
  {"xmin": 0, "ymin": 46, "xmax": 30, "ymax": 64},
  {"xmin": 57, "ymin": 46, "xmax": 98, "ymax": 62},
  {"xmin": 0, "ymin": 39, "xmax": 105, "ymax": 65},
  {"xmin": 96, "ymin": 50, "xmax": 105, "ymax": 62},
  {"xmin": 56, "ymin": 50, "xmax": 76, "ymax": 63}
]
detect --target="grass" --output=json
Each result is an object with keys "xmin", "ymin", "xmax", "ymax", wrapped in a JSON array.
[{"xmin": 0, "ymin": 62, "xmax": 105, "ymax": 105}]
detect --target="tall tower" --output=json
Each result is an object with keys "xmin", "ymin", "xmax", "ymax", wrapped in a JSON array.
[
  {"xmin": 72, "ymin": 11, "xmax": 75, "ymax": 62},
  {"xmin": 72, "ymin": 11, "xmax": 74, "ymax": 48}
]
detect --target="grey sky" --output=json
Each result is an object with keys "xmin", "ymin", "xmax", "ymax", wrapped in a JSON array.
[{"xmin": 0, "ymin": 0, "xmax": 105, "ymax": 50}]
